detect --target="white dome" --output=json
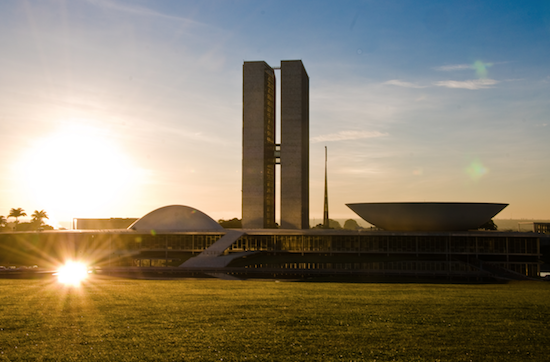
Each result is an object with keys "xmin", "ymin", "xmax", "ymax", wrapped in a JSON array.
[{"xmin": 128, "ymin": 205, "xmax": 224, "ymax": 232}]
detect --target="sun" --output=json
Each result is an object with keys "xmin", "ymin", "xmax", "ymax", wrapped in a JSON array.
[
  {"xmin": 15, "ymin": 120, "xmax": 143, "ymax": 221},
  {"xmin": 56, "ymin": 261, "xmax": 89, "ymax": 286}
]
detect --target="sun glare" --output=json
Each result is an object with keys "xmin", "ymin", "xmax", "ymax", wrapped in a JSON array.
[
  {"xmin": 56, "ymin": 261, "xmax": 89, "ymax": 286},
  {"xmin": 15, "ymin": 121, "xmax": 144, "ymax": 220}
]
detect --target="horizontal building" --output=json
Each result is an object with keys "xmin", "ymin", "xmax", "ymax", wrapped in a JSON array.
[
  {"xmin": 1, "ymin": 206, "xmax": 545, "ymax": 281},
  {"xmin": 74, "ymin": 218, "xmax": 138, "ymax": 230},
  {"xmin": 0, "ymin": 228, "xmax": 543, "ymax": 280}
]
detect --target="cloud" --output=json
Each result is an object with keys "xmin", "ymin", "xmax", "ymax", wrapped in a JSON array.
[
  {"xmin": 311, "ymin": 130, "xmax": 388, "ymax": 143},
  {"xmin": 86, "ymin": 0, "xmax": 206, "ymax": 26},
  {"xmin": 435, "ymin": 61, "xmax": 497, "ymax": 75},
  {"xmin": 415, "ymin": 95, "xmax": 427, "ymax": 102},
  {"xmin": 382, "ymin": 80, "xmax": 427, "ymax": 88},
  {"xmin": 433, "ymin": 79, "xmax": 499, "ymax": 90},
  {"xmin": 384, "ymin": 77, "xmax": 499, "ymax": 90},
  {"xmin": 434, "ymin": 64, "xmax": 473, "ymax": 71}
]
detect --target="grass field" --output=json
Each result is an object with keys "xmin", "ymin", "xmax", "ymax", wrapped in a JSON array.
[{"xmin": 0, "ymin": 277, "xmax": 549, "ymax": 361}]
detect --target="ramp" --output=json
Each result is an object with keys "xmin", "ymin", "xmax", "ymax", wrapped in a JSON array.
[{"xmin": 180, "ymin": 230, "xmax": 245, "ymax": 268}]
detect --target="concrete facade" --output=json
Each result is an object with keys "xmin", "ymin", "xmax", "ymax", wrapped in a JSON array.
[
  {"xmin": 242, "ymin": 61, "xmax": 276, "ymax": 228},
  {"xmin": 242, "ymin": 60, "xmax": 309, "ymax": 229},
  {"xmin": 74, "ymin": 218, "xmax": 137, "ymax": 230},
  {"xmin": 280, "ymin": 60, "xmax": 309, "ymax": 229},
  {"xmin": 1, "ymin": 228, "xmax": 541, "ymax": 279}
]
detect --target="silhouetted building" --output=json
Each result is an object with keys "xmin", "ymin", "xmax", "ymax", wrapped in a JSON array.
[
  {"xmin": 534, "ymin": 223, "xmax": 550, "ymax": 234},
  {"xmin": 242, "ymin": 60, "xmax": 309, "ymax": 229},
  {"xmin": 242, "ymin": 61, "xmax": 276, "ymax": 228},
  {"xmin": 74, "ymin": 218, "xmax": 138, "ymax": 230},
  {"xmin": 0, "ymin": 205, "xmax": 542, "ymax": 280},
  {"xmin": 280, "ymin": 60, "xmax": 310, "ymax": 229}
]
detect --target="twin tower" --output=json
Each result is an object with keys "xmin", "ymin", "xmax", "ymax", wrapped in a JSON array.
[{"xmin": 242, "ymin": 60, "xmax": 309, "ymax": 229}]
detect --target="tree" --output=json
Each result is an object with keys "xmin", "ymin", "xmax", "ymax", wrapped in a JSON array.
[
  {"xmin": 218, "ymin": 218, "xmax": 242, "ymax": 228},
  {"xmin": 312, "ymin": 219, "xmax": 342, "ymax": 230},
  {"xmin": 343, "ymin": 219, "xmax": 362, "ymax": 230},
  {"xmin": 0, "ymin": 215, "xmax": 7, "ymax": 229},
  {"xmin": 329, "ymin": 219, "xmax": 342, "ymax": 229},
  {"xmin": 478, "ymin": 219, "xmax": 497, "ymax": 231},
  {"xmin": 31, "ymin": 210, "xmax": 49, "ymax": 226},
  {"xmin": 8, "ymin": 208, "xmax": 27, "ymax": 226}
]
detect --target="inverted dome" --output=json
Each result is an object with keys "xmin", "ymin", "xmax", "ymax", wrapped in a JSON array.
[
  {"xmin": 128, "ymin": 205, "xmax": 224, "ymax": 232},
  {"xmin": 347, "ymin": 202, "xmax": 508, "ymax": 232}
]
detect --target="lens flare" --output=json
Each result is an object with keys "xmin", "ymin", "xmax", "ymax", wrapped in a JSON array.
[
  {"xmin": 473, "ymin": 60, "xmax": 493, "ymax": 79},
  {"xmin": 56, "ymin": 261, "xmax": 89, "ymax": 286},
  {"xmin": 466, "ymin": 159, "xmax": 488, "ymax": 181}
]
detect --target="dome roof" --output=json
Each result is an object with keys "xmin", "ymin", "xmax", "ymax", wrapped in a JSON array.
[
  {"xmin": 128, "ymin": 205, "xmax": 224, "ymax": 232},
  {"xmin": 347, "ymin": 202, "xmax": 508, "ymax": 231}
]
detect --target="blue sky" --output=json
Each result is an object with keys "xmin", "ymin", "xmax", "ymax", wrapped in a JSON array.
[{"xmin": 1, "ymin": 0, "xmax": 549, "ymax": 227}]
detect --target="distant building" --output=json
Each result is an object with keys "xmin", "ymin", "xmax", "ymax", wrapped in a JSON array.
[
  {"xmin": 534, "ymin": 223, "xmax": 550, "ymax": 234},
  {"xmin": 242, "ymin": 60, "xmax": 309, "ymax": 229},
  {"xmin": 74, "ymin": 218, "xmax": 138, "ymax": 230}
]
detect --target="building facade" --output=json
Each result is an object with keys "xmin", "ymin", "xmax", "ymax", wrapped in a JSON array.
[
  {"xmin": 280, "ymin": 60, "xmax": 310, "ymax": 229},
  {"xmin": 242, "ymin": 60, "xmax": 309, "ymax": 229},
  {"xmin": 74, "ymin": 218, "xmax": 137, "ymax": 230},
  {"xmin": 242, "ymin": 61, "xmax": 277, "ymax": 228},
  {"xmin": 0, "ymin": 229, "xmax": 542, "ymax": 279}
]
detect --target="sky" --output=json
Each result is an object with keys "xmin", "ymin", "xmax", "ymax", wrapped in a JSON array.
[{"xmin": 1, "ymin": 0, "xmax": 549, "ymax": 228}]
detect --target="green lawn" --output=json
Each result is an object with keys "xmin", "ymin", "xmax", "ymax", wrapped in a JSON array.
[{"xmin": 0, "ymin": 277, "xmax": 549, "ymax": 361}]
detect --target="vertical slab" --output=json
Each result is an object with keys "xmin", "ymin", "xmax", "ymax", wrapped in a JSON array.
[
  {"xmin": 280, "ymin": 60, "xmax": 309, "ymax": 229},
  {"xmin": 242, "ymin": 61, "xmax": 276, "ymax": 228}
]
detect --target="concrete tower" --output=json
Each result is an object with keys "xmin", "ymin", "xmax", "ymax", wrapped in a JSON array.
[
  {"xmin": 242, "ymin": 61, "xmax": 276, "ymax": 229},
  {"xmin": 280, "ymin": 60, "xmax": 309, "ymax": 229},
  {"xmin": 242, "ymin": 60, "xmax": 309, "ymax": 229},
  {"xmin": 323, "ymin": 146, "xmax": 329, "ymax": 229}
]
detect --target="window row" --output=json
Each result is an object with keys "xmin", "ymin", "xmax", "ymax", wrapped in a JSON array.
[{"xmin": 245, "ymin": 261, "xmax": 480, "ymax": 273}]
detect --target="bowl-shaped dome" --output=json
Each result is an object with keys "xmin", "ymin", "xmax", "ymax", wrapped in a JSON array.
[
  {"xmin": 128, "ymin": 205, "xmax": 224, "ymax": 232},
  {"xmin": 346, "ymin": 202, "xmax": 508, "ymax": 231}
]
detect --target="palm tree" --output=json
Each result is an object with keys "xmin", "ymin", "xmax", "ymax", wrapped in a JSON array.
[
  {"xmin": 8, "ymin": 208, "xmax": 27, "ymax": 225},
  {"xmin": 31, "ymin": 210, "xmax": 49, "ymax": 226},
  {"xmin": 0, "ymin": 215, "xmax": 7, "ymax": 228}
]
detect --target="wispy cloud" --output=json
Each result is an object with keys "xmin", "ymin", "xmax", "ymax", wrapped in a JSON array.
[
  {"xmin": 86, "ymin": 0, "xmax": 205, "ymax": 26},
  {"xmin": 433, "ymin": 79, "xmax": 499, "ymax": 90},
  {"xmin": 382, "ymin": 80, "xmax": 427, "ymax": 88},
  {"xmin": 311, "ymin": 130, "xmax": 388, "ymax": 143},
  {"xmin": 415, "ymin": 95, "xmax": 427, "ymax": 102},
  {"xmin": 435, "ymin": 61, "xmax": 505, "ymax": 78},
  {"xmin": 384, "ymin": 78, "xmax": 499, "ymax": 90},
  {"xmin": 434, "ymin": 64, "xmax": 473, "ymax": 71}
]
